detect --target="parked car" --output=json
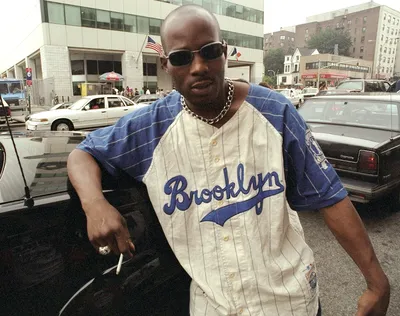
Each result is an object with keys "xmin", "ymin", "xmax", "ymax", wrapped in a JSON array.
[
  {"xmin": 0, "ymin": 130, "xmax": 189, "ymax": 315},
  {"xmin": 300, "ymin": 87, "xmax": 318, "ymax": 102},
  {"xmin": 134, "ymin": 94, "xmax": 162, "ymax": 105},
  {"xmin": 336, "ymin": 79, "xmax": 391, "ymax": 92},
  {"xmin": 298, "ymin": 93, "xmax": 400, "ymax": 206},
  {"xmin": 26, "ymin": 95, "xmax": 138, "ymax": 131},
  {"xmin": 278, "ymin": 89, "xmax": 301, "ymax": 109}
]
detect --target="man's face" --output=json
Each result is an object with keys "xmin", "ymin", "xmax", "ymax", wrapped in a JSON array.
[{"xmin": 161, "ymin": 16, "xmax": 227, "ymax": 106}]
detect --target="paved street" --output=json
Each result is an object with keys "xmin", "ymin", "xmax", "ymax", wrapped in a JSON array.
[{"xmin": 300, "ymin": 203, "xmax": 400, "ymax": 315}]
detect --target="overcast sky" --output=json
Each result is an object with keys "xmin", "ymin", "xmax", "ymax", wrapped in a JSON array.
[{"xmin": 264, "ymin": 0, "xmax": 400, "ymax": 33}]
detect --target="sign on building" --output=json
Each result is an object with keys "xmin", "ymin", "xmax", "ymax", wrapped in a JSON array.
[{"xmin": 26, "ymin": 68, "xmax": 32, "ymax": 86}]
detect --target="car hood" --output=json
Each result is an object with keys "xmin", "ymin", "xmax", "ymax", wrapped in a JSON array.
[
  {"xmin": 30, "ymin": 109, "xmax": 77, "ymax": 119},
  {"xmin": 0, "ymin": 131, "xmax": 87, "ymax": 206}
]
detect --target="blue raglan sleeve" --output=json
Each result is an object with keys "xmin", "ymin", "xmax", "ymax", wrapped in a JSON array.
[
  {"xmin": 76, "ymin": 99, "xmax": 176, "ymax": 182},
  {"xmin": 282, "ymin": 101, "xmax": 348, "ymax": 211}
]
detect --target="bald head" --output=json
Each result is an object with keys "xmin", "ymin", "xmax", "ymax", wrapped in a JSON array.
[{"xmin": 161, "ymin": 5, "xmax": 221, "ymax": 54}]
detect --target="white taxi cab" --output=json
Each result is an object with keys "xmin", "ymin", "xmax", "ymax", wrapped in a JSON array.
[{"xmin": 26, "ymin": 95, "xmax": 139, "ymax": 131}]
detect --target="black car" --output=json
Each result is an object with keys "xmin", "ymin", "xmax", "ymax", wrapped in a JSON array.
[
  {"xmin": 299, "ymin": 93, "xmax": 400, "ymax": 206},
  {"xmin": 0, "ymin": 131, "xmax": 189, "ymax": 316}
]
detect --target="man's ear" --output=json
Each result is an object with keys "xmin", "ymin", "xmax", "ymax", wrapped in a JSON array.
[{"xmin": 160, "ymin": 57, "xmax": 169, "ymax": 73}]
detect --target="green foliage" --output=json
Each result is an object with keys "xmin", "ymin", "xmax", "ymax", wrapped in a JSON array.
[
  {"xmin": 263, "ymin": 48, "xmax": 285, "ymax": 75},
  {"xmin": 262, "ymin": 75, "xmax": 276, "ymax": 87},
  {"xmin": 307, "ymin": 28, "xmax": 352, "ymax": 56}
]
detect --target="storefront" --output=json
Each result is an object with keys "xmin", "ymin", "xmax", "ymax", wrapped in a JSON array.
[{"xmin": 301, "ymin": 73, "xmax": 349, "ymax": 87}]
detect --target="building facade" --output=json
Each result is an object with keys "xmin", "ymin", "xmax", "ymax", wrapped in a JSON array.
[
  {"xmin": 277, "ymin": 48, "xmax": 319, "ymax": 86},
  {"xmin": 0, "ymin": 0, "xmax": 264, "ymax": 104},
  {"xmin": 300, "ymin": 54, "xmax": 373, "ymax": 87},
  {"xmin": 295, "ymin": 2, "xmax": 400, "ymax": 80},
  {"xmin": 264, "ymin": 29, "xmax": 296, "ymax": 54}
]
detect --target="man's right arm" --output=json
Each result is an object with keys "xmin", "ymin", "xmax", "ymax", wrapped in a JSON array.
[{"xmin": 67, "ymin": 149, "xmax": 135, "ymax": 256}]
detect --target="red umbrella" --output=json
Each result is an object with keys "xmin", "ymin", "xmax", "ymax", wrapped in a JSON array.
[{"xmin": 99, "ymin": 71, "xmax": 124, "ymax": 81}]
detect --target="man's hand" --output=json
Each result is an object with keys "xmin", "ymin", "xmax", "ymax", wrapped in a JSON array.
[
  {"xmin": 357, "ymin": 285, "xmax": 390, "ymax": 316},
  {"xmin": 84, "ymin": 198, "xmax": 135, "ymax": 257}
]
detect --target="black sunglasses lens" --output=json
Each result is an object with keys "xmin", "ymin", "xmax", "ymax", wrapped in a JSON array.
[
  {"xmin": 200, "ymin": 43, "xmax": 223, "ymax": 60},
  {"xmin": 169, "ymin": 51, "xmax": 193, "ymax": 66}
]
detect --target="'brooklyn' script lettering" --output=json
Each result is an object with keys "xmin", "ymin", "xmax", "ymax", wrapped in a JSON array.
[{"xmin": 163, "ymin": 164, "xmax": 284, "ymax": 226}]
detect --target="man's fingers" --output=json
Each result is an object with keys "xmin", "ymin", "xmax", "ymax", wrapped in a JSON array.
[{"xmin": 115, "ymin": 231, "xmax": 134, "ymax": 257}]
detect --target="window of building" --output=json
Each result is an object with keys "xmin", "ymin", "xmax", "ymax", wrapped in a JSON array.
[
  {"xmin": 356, "ymin": 17, "xmax": 359, "ymax": 23},
  {"xmin": 359, "ymin": 56, "xmax": 363, "ymax": 59},
  {"xmin": 348, "ymin": 20, "xmax": 352, "ymax": 25},
  {"xmin": 353, "ymin": 47, "xmax": 356, "ymax": 53},
  {"xmin": 381, "ymin": 35, "xmax": 384, "ymax": 41},
  {"xmin": 384, "ymin": 47, "xmax": 387, "ymax": 53},
  {"xmin": 354, "ymin": 37, "xmax": 356, "ymax": 43},
  {"xmin": 384, "ymin": 13, "xmax": 386, "ymax": 20},
  {"xmin": 47, "ymin": 2, "xmax": 65, "ymax": 24},
  {"xmin": 97, "ymin": 10, "xmax": 110, "ymax": 29},
  {"xmin": 354, "ymin": 28, "xmax": 357, "ymax": 34},
  {"xmin": 137, "ymin": 16, "xmax": 149, "ymax": 34},
  {"xmin": 98, "ymin": 60, "xmax": 114, "ymax": 74},
  {"xmin": 114, "ymin": 61, "xmax": 122, "ymax": 74},
  {"xmin": 65, "ymin": 5, "xmax": 81, "ymax": 26},
  {"xmin": 361, "ymin": 36, "xmax": 365, "ymax": 43},
  {"xmin": 111, "ymin": 12, "xmax": 124, "ymax": 31},
  {"xmin": 72, "ymin": 82, "xmax": 83, "ymax": 96},
  {"xmin": 71, "ymin": 60, "xmax": 84, "ymax": 75},
  {"xmin": 362, "ymin": 27, "xmax": 366, "ymax": 33},
  {"xmin": 360, "ymin": 46, "xmax": 364, "ymax": 53},
  {"xmin": 87, "ymin": 60, "xmax": 98, "ymax": 75},
  {"xmin": 389, "ymin": 48, "xmax": 391, "ymax": 54},
  {"xmin": 336, "ymin": 22, "xmax": 340, "ymax": 28},
  {"xmin": 149, "ymin": 18, "xmax": 161, "ymax": 35},
  {"xmin": 280, "ymin": 35, "xmax": 285, "ymax": 40},
  {"xmin": 143, "ymin": 63, "xmax": 157, "ymax": 76},
  {"xmin": 363, "ymin": 16, "xmax": 367, "ymax": 23},
  {"xmin": 81, "ymin": 7, "xmax": 96, "ymax": 28},
  {"xmin": 124, "ymin": 14, "xmax": 137, "ymax": 32},
  {"xmin": 383, "ymin": 24, "xmax": 385, "ymax": 31}
]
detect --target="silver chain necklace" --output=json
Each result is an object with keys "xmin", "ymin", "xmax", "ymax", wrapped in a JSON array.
[{"xmin": 181, "ymin": 78, "xmax": 234, "ymax": 125}]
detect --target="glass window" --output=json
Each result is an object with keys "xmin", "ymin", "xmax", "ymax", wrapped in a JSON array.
[
  {"xmin": 98, "ymin": 60, "xmax": 114, "ymax": 74},
  {"xmin": 72, "ymin": 82, "xmax": 83, "ymax": 96},
  {"xmin": 137, "ymin": 16, "xmax": 149, "ymax": 34},
  {"xmin": 235, "ymin": 5, "xmax": 244, "ymax": 20},
  {"xmin": 225, "ymin": 3, "xmax": 236, "ymax": 18},
  {"xmin": 124, "ymin": 14, "xmax": 137, "ymax": 32},
  {"xmin": 47, "ymin": 2, "xmax": 65, "ymax": 25},
  {"xmin": 170, "ymin": 0, "xmax": 182, "ymax": 4},
  {"xmin": 143, "ymin": 63, "xmax": 157, "ymax": 76},
  {"xmin": 87, "ymin": 60, "xmax": 98, "ymax": 75},
  {"xmin": 256, "ymin": 10, "xmax": 263, "ymax": 24},
  {"xmin": 71, "ymin": 60, "xmax": 84, "ymax": 75},
  {"xmin": 0, "ymin": 83, "xmax": 8, "ymax": 94},
  {"xmin": 111, "ymin": 12, "xmax": 124, "ymax": 31},
  {"xmin": 107, "ymin": 97, "xmax": 124, "ymax": 108},
  {"xmin": 88, "ymin": 97, "xmax": 105, "ymax": 110},
  {"xmin": 9, "ymin": 82, "xmax": 22, "ymax": 94},
  {"xmin": 65, "ymin": 5, "xmax": 81, "ymax": 26},
  {"xmin": 149, "ymin": 18, "xmax": 161, "ymax": 35},
  {"xmin": 81, "ymin": 7, "xmax": 96, "ymax": 28},
  {"xmin": 114, "ymin": 61, "xmax": 122, "ymax": 74},
  {"xmin": 97, "ymin": 10, "xmax": 110, "ymax": 29}
]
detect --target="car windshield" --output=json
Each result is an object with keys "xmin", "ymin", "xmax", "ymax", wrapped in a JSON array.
[
  {"xmin": 0, "ymin": 83, "xmax": 8, "ymax": 94},
  {"xmin": 279, "ymin": 90, "xmax": 292, "ymax": 97},
  {"xmin": 336, "ymin": 81, "xmax": 362, "ymax": 91},
  {"xmin": 9, "ymin": 82, "xmax": 22, "ymax": 94},
  {"xmin": 303, "ymin": 88, "xmax": 318, "ymax": 94},
  {"xmin": 299, "ymin": 99, "xmax": 400, "ymax": 131},
  {"xmin": 69, "ymin": 98, "xmax": 90, "ymax": 110}
]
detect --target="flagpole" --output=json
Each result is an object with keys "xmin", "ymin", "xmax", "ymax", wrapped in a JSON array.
[{"xmin": 136, "ymin": 34, "xmax": 148, "ymax": 65}]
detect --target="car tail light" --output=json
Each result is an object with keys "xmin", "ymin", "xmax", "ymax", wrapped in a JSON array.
[
  {"xmin": 358, "ymin": 150, "xmax": 378, "ymax": 174},
  {"xmin": 6, "ymin": 108, "xmax": 11, "ymax": 116}
]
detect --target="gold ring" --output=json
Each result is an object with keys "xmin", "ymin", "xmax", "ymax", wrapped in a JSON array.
[{"xmin": 99, "ymin": 245, "xmax": 111, "ymax": 255}]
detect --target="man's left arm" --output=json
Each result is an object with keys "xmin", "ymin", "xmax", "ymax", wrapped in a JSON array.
[{"xmin": 321, "ymin": 197, "xmax": 390, "ymax": 315}]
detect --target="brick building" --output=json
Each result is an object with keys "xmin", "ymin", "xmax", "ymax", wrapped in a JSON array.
[{"xmin": 264, "ymin": 28, "xmax": 296, "ymax": 54}]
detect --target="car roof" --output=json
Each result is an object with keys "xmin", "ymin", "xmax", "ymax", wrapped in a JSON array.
[{"xmin": 312, "ymin": 92, "xmax": 400, "ymax": 101}]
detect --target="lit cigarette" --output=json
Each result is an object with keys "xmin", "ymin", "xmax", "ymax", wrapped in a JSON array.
[{"xmin": 116, "ymin": 253, "xmax": 123, "ymax": 275}]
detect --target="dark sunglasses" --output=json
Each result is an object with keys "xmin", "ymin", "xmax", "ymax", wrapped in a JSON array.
[{"xmin": 166, "ymin": 41, "xmax": 226, "ymax": 67}]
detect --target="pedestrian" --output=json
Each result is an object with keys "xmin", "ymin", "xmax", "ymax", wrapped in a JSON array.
[
  {"xmin": 318, "ymin": 81, "xmax": 327, "ymax": 91},
  {"xmin": 134, "ymin": 88, "xmax": 139, "ymax": 96},
  {"xmin": 145, "ymin": 88, "xmax": 151, "ymax": 95},
  {"xmin": 68, "ymin": 5, "xmax": 390, "ymax": 316}
]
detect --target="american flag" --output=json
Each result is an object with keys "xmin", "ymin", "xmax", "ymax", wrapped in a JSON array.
[{"xmin": 145, "ymin": 36, "xmax": 164, "ymax": 57}]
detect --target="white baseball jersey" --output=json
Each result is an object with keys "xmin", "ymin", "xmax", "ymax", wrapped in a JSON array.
[{"xmin": 78, "ymin": 84, "xmax": 347, "ymax": 316}]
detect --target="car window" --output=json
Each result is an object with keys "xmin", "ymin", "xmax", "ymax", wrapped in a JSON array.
[
  {"xmin": 122, "ymin": 97, "xmax": 135, "ymax": 106},
  {"xmin": 299, "ymin": 99, "xmax": 399, "ymax": 131},
  {"xmin": 336, "ymin": 81, "xmax": 363, "ymax": 91},
  {"xmin": 88, "ymin": 97, "xmax": 105, "ymax": 110},
  {"xmin": 365, "ymin": 82, "xmax": 383, "ymax": 92},
  {"xmin": 107, "ymin": 97, "xmax": 123, "ymax": 108}
]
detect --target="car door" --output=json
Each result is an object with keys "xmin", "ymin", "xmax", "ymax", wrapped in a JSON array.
[
  {"xmin": 76, "ymin": 97, "xmax": 108, "ymax": 129},
  {"xmin": 106, "ymin": 96, "xmax": 130, "ymax": 125}
]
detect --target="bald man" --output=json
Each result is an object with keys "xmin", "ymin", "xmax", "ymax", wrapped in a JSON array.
[{"xmin": 68, "ymin": 5, "xmax": 390, "ymax": 316}]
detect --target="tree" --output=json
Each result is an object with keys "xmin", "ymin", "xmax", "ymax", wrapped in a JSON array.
[
  {"xmin": 264, "ymin": 48, "xmax": 285, "ymax": 76},
  {"xmin": 307, "ymin": 28, "xmax": 352, "ymax": 56},
  {"xmin": 262, "ymin": 75, "xmax": 276, "ymax": 87}
]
